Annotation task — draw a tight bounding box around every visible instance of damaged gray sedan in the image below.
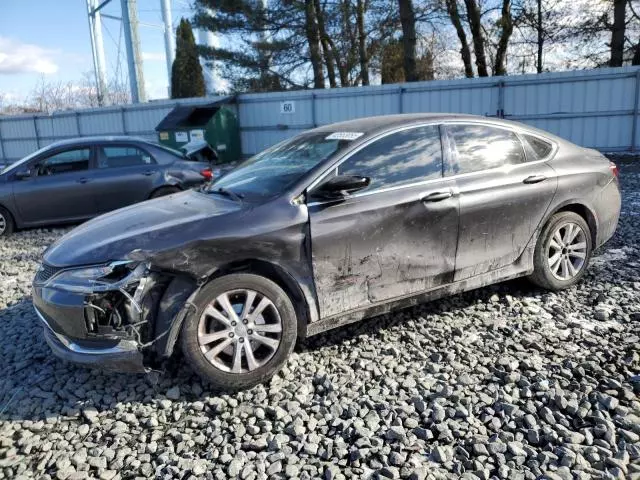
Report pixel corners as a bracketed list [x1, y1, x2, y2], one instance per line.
[32, 114, 621, 390]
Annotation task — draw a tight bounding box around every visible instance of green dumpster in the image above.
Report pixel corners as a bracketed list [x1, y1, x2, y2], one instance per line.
[155, 99, 241, 164]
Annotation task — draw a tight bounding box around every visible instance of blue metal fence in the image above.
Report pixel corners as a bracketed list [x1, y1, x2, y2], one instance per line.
[1, 66, 639, 166]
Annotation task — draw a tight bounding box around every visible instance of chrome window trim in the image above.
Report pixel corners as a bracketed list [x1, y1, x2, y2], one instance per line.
[306, 175, 450, 207]
[304, 119, 557, 206]
[442, 121, 550, 177]
[306, 121, 444, 194]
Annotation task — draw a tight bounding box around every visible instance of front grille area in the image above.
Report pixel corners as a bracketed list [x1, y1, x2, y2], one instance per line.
[35, 263, 62, 283]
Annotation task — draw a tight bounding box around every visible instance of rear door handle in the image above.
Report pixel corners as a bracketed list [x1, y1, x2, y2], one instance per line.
[523, 175, 547, 184]
[77, 177, 90, 184]
[421, 190, 453, 202]
[142, 170, 154, 176]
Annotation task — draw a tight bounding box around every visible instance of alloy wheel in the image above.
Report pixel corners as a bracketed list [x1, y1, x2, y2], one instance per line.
[197, 289, 283, 373]
[547, 222, 587, 281]
[0, 212, 6, 236]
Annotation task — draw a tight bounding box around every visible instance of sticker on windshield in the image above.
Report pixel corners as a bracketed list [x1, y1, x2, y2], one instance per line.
[325, 132, 364, 141]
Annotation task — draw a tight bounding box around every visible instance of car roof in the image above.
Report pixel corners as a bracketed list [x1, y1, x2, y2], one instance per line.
[44, 136, 156, 149]
[310, 113, 566, 143]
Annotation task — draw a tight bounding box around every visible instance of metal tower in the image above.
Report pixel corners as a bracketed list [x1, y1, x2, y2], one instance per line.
[86, 0, 108, 105]
[120, 0, 146, 103]
[161, 0, 176, 96]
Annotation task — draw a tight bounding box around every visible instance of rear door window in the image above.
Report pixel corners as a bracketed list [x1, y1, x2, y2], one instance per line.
[337, 125, 443, 192]
[98, 146, 155, 168]
[36, 148, 90, 176]
[445, 124, 525, 175]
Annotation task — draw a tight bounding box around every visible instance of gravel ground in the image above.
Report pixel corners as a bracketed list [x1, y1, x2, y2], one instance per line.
[1, 164, 639, 480]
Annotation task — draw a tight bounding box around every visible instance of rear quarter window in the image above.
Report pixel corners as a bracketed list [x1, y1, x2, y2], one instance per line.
[521, 134, 554, 161]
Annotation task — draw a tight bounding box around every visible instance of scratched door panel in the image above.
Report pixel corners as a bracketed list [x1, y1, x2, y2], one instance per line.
[308, 180, 459, 319]
[453, 162, 557, 280]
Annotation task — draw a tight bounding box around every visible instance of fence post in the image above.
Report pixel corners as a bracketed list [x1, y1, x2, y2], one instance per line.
[0, 118, 5, 164]
[398, 86, 404, 113]
[497, 80, 505, 118]
[632, 69, 640, 152]
[311, 93, 317, 127]
[75, 112, 82, 136]
[121, 107, 128, 134]
[33, 116, 40, 148]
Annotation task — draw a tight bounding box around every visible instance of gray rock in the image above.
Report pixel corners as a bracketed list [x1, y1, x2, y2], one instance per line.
[386, 426, 406, 442]
[432, 446, 453, 463]
[166, 386, 181, 400]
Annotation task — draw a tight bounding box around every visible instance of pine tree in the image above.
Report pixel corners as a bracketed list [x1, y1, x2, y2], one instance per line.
[171, 18, 206, 98]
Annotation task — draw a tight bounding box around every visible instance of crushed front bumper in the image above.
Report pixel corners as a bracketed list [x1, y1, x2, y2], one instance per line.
[35, 305, 146, 373]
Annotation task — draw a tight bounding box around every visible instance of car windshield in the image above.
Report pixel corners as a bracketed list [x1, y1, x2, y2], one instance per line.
[0, 145, 52, 174]
[204, 131, 358, 201]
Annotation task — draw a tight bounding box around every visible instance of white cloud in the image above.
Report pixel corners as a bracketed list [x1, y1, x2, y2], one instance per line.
[0, 37, 59, 75]
[142, 52, 166, 62]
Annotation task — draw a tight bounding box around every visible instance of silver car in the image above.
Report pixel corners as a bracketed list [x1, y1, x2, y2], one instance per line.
[0, 136, 214, 236]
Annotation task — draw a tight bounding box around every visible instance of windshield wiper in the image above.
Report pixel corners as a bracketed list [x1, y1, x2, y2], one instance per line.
[210, 186, 244, 203]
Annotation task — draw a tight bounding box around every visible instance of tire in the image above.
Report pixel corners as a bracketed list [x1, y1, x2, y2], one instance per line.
[0, 206, 15, 237]
[529, 211, 592, 291]
[150, 186, 181, 199]
[179, 273, 297, 391]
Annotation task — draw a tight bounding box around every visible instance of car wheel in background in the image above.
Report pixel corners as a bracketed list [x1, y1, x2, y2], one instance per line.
[179, 273, 297, 391]
[150, 186, 181, 199]
[529, 211, 592, 291]
[0, 206, 15, 237]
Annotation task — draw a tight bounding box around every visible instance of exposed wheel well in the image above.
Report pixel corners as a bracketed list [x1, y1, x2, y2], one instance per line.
[209, 260, 311, 339]
[553, 203, 597, 246]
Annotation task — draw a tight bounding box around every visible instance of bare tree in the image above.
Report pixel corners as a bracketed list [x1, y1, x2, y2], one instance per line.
[398, 0, 419, 81]
[314, 0, 338, 87]
[304, 0, 326, 88]
[463, 0, 490, 76]
[356, 0, 371, 85]
[610, 0, 627, 66]
[444, 0, 475, 77]
[494, 0, 514, 75]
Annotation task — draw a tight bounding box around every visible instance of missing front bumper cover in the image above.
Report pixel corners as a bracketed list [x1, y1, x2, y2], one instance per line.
[36, 307, 146, 373]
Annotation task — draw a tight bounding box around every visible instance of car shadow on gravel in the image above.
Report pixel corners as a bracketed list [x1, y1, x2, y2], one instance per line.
[0, 277, 543, 421]
[300, 276, 539, 352]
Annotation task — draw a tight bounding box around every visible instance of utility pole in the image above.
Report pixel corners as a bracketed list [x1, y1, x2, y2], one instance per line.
[86, 0, 108, 106]
[161, 0, 175, 96]
[121, 0, 146, 102]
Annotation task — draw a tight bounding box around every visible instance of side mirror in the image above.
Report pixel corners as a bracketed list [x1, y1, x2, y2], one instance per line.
[314, 175, 370, 199]
[15, 170, 31, 180]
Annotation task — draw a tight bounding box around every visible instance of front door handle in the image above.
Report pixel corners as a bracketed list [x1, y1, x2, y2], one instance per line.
[523, 175, 547, 184]
[142, 170, 154, 176]
[421, 191, 453, 202]
[77, 177, 90, 184]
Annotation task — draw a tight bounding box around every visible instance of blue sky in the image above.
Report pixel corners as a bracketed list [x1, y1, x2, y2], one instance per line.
[0, 0, 195, 102]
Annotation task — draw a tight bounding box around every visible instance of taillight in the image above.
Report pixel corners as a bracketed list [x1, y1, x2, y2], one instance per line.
[609, 161, 619, 178]
[200, 168, 213, 180]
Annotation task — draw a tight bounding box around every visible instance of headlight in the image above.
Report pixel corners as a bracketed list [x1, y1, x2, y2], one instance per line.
[44, 261, 147, 293]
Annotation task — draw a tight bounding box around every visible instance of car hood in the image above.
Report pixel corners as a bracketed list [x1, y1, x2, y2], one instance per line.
[44, 190, 244, 267]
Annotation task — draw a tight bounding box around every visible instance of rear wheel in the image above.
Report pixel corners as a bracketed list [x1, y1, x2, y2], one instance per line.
[150, 186, 180, 199]
[180, 274, 297, 391]
[529, 211, 592, 290]
[0, 206, 15, 237]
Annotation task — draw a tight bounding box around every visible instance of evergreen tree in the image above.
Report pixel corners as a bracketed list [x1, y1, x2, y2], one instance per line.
[171, 18, 206, 98]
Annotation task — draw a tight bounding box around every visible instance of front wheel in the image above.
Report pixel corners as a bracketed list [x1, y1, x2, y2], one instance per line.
[0, 206, 15, 237]
[179, 273, 297, 391]
[529, 211, 592, 290]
